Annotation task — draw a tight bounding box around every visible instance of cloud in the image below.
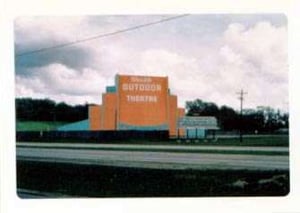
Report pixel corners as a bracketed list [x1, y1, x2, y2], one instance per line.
[14, 16, 88, 45]
[15, 63, 113, 105]
[222, 22, 287, 80]
[15, 45, 92, 76]
[14, 18, 96, 76]
[14, 15, 288, 111]
[208, 22, 288, 111]
[117, 21, 288, 110]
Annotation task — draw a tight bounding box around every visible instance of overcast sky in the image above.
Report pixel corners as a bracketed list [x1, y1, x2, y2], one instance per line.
[14, 14, 288, 111]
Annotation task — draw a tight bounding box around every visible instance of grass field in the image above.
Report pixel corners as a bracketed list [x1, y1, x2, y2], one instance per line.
[17, 161, 289, 197]
[16, 121, 288, 147]
[99, 135, 289, 147]
[16, 121, 68, 131]
[17, 135, 289, 148]
[173, 135, 289, 147]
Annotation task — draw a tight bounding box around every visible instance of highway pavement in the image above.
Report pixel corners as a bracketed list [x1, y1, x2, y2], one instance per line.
[17, 142, 289, 152]
[16, 143, 289, 171]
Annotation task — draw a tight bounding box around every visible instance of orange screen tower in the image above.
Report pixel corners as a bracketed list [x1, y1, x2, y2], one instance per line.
[88, 74, 185, 137]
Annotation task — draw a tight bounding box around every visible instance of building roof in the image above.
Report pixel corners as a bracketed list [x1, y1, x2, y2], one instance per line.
[178, 116, 219, 129]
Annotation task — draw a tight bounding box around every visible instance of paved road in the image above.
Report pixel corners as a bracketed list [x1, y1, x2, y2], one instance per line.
[17, 142, 289, 152]
[16, 144, 289, 171]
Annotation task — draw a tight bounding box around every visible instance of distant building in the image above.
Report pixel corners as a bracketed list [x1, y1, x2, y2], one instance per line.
[178, 116, 219, 138]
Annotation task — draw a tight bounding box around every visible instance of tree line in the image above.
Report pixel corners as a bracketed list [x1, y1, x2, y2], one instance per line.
[16, 98, 88, 122]
[186, 99, 289, 133]
[16, 98, 289, 133]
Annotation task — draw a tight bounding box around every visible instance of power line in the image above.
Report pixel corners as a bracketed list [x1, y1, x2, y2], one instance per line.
[16, 14, 190, 57]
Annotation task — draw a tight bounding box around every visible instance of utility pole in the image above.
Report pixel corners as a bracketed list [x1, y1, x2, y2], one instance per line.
[237, 89, 247, 142]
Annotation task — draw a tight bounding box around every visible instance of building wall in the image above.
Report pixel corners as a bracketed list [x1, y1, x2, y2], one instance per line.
[84, 74, 185, 137]
[89, 105, 102, 130]
[177, 108, 185, 137]
[117, 75, 169, 129]
[168, 95, 178, 137]
[102, 93, 117, 130]
[185, 128, 205, 138]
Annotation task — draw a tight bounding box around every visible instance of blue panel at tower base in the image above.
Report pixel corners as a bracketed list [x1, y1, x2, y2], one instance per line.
[118, 122, 169, 131]
[57, 119, 89, 131]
